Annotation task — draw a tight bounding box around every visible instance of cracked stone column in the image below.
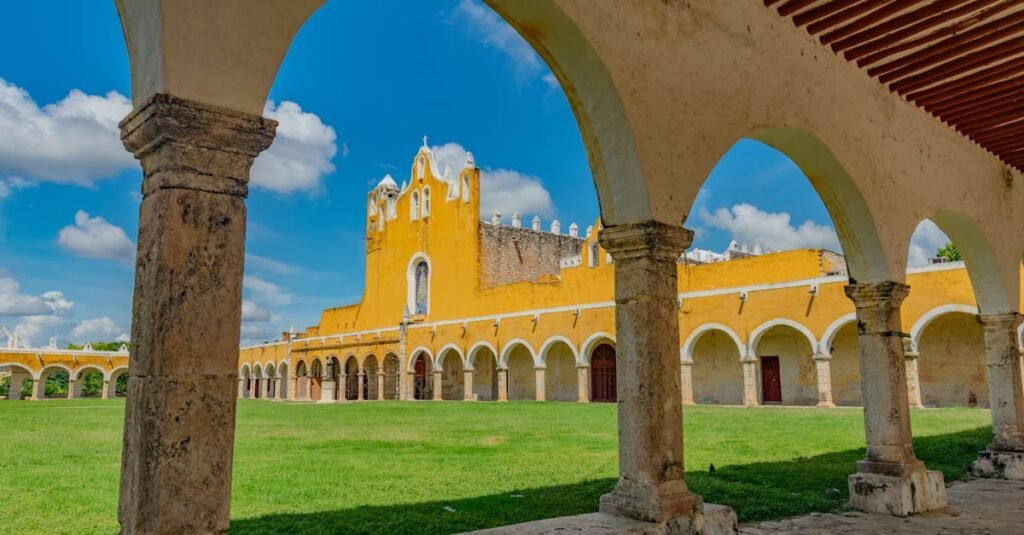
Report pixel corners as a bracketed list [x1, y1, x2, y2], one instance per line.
[433, 370, 443, 400]
[972, 313, 1024, 479]
[377, 372, 385, 401]
[101, 379, 111, 399]
[813, 354, 834, 407]
[357, 372, 365, 401]
[497, 368, 508, 402]
[237, 379, 245, 399]
[845, 282, 945, 516]
[596, 221, 714, 525]
[463, 369, 474, 400]
[117, 94, 276, 534]
[535, 366, 546, 401]
[680, 359, 695, 405]
[8, 372, 28, 400]
[577, 365, 590, 403]
[274, 378, 285, 401]
[67, 379, 77, 400]
[741, 359, 758, 406]
[902, 339, 924, 409]
[31, 378, 44, 400]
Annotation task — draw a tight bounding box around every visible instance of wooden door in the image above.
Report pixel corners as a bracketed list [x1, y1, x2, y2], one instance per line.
[761, 356, 782, 403]
[590, 344, 617, 403]
[414, 356, 430, 400]
[310, 376, 322, 401]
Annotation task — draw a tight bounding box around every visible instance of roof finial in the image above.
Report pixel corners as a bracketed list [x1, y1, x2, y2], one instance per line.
[422, 135, 429, 148]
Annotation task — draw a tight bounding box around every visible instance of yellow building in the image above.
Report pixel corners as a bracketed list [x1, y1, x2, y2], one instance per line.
[234, 144, 1003, 409]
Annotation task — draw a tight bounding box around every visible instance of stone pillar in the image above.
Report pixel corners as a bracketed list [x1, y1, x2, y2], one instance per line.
[274, 379, 285, 401]
[117, 94, 276, 534]
[680, 360, 695, 405]
[31, 378, 45, 400]
[377, 372, 385, 401]
[972, 313, 1024, 479]
[237, 379, 246, 399]
[813, 354, 834, 407]
[67, 379, 77, 400]
[357, 372, 365, 401]
[101, 380, 111, 399]
[534, 366, 546, 401]
[320, 378, 337, 403]
[463, 370, 474, 400]
[497, 368, 508, 402]
[845, 282, 945, 516]
[433, 371, 443, 401]
[741, 359, 758, 406]
[596, 221, 715, 526]
[576, 365, 590, 403]
[8, 372, 28, 400]
[903, 345, 924, 409]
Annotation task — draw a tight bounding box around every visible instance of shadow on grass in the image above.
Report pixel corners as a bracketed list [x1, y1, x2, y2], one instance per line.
[229, 426, 990, 534]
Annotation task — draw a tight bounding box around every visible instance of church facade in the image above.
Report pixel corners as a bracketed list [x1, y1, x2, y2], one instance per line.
[235, 144, 1003, 409]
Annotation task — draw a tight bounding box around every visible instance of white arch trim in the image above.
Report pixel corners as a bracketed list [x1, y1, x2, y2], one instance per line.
[908, 303, 979, 353]
[681, 323, 746, 362]
[38, 363, 74, 381]
[252, 363, 264, 379]
[747, 318, 818, 359]
[407, 346, 434, 373]
[108, 366, 129, 382]
[538, 335, 579, 365]
[499, 338, 540, 368]
[579, 332, 616, 366]
[466, 341, 498, 370]
[818, 312, 858, 356]
[275, 361, 289, 379]
[73, 365, 108, 381]
[0, 362, 35, 378]
[435, 343, 466, 369]
[239, 364, 251, 379]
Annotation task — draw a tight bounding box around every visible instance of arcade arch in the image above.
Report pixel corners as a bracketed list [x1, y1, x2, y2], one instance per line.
[501, 340, 537, 401]
[749, 321, 818, 406]
[540, 337, 578, 402]
[363, 354, 379, 400]
[437, 345, 465, 401]
[687, 326, 744, 405]
[409, 349, 433, 400]
[468, 342, 499, 401]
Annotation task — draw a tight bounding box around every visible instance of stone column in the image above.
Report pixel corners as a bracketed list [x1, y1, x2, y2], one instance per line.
[577, 365, 590, 403]
[972, 313, 1024, 479]
[845, 282, 945, 516]
[741, 359, 758, 406]
[102, 380, 111, 399]
[596, 221, 710, 525]
[497, 368, 508, 402]
[357, 372, 365, 401]
[534, 366, 546, 401]
[903, 343, 924, 408]
[377, 372, 385, 401]
[8, 372, 28, 400]
[67, 379, 77, 399]
[31, 378, 45, 400]
[463, 370, 474, 400]
[274, 379, 285, 401]
[433, 371, 443, 400]
[321, 377, 337, 403]
[680, 360, 695, 405]
[117, 94, 276, 534]
[813, 354, 834, 407]
[237, 379, 245, 399]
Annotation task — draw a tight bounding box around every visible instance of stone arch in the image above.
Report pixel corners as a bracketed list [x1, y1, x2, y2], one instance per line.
[2, 363, 36, 400]
[108, 367, 130, 399]
[540, 337, 578, 402]
[409, 348, 434, 400]
[818, 313, 858, 356]
[437, 345, 465, 401]
[252, 363, 264, 399]
[467, 341, 499, 369]
[265, 362, 277, 400]
[579, 332, 615, 366]
[343, 355, 359, 401]
[748, 319, 819, 405]
[38, 365, 73, 399]
[908, 304, 979, 354]
[468, 342, 499, 401]
[499, 339, 539, 368]
[681, 323, 746, 362]
[73, 365, 107, 398]
[748, 319, 818, 359]
[362, 354, 379, 400]
[434, 344, 466, 370]
[309, 358, 323, 401]
[929, 210, 1017, 314]
[913, 306, 986, 407]
[502, 339, 538, 400]
[276, 361, 289, 400]
[382, 353, 401, 400]
[294, 360, 308, 401]
[238, 363, 251, 380]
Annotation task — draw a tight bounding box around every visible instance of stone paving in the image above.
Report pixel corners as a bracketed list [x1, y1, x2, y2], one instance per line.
[740, 479, 1024, 534]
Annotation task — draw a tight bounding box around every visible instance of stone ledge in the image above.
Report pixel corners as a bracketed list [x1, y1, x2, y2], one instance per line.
[971, 449, 1024, 480]
[461, 505, 737, 534]
[848, 469, 946, 517]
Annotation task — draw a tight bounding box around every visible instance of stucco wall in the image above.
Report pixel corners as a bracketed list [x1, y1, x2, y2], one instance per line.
[506, 347, 535, 400]
[829, 323, 862, 406]
[918, 313, 987, 408]
[544, 344, 577, 401]
[691, 331, 743, 405]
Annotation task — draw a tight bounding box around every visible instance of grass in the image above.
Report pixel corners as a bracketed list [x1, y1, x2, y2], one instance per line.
[0, 400, 991, 534]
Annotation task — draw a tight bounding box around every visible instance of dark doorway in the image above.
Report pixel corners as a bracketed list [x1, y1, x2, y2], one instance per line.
[591, 343, 617, 403]
[413, 354, 432, 400]
[761, 356, 782, 403]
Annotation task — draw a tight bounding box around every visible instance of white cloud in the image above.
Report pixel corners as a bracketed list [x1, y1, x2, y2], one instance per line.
[241, 300, 271, 322]
[0, 277, 73, 316]
[0, 177, 30, 199]
[907, 219, 951, 268]
[116, 333, 131, 343]
[429, 142, 554, 218]
[13, 315, 64, 347]
[240, 323, 280, 345]
[0, 79, 135, 185]
[245, 253, 300, 276]
[57, 210, 135, 264]
[243, 276, 292, 306]
[699, 203, 841, 252]
[250, 100, 337, 194]
[70, 316, 126, 341]
[448, 0, 551, 84]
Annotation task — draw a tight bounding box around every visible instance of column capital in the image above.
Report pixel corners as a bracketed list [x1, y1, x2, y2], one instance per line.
[598, 221, 693, 262]
[812, 353, 831, 362]
[844, 281, 909, 309]
[978, 311, 1024, 331]
[120, 93, 277, 198]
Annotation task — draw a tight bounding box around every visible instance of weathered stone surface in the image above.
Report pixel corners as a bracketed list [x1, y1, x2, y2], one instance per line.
[463, 504, 737, 535]
[979, 313, 1024, 452]
[971, 449, 1024, 480]
[479, 225, 584, 288]
[847, 470, 945, 517]
[117, 93, 275, 534]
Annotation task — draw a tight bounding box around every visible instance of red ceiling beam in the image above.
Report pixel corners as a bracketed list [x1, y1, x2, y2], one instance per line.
[889, 37, 1024, 94]
[906, 55, 1024, 105]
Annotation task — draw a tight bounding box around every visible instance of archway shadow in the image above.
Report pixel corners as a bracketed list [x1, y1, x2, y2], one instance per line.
[228, 427, 990, 534]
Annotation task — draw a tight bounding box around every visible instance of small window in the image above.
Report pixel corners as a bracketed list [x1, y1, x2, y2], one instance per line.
[411, 191, 420, 220]
[422, 188, 431, 217]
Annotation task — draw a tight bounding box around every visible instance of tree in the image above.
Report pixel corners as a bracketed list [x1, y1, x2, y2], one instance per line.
[67, 341, 129, 352]
[936, 242, 962, 262]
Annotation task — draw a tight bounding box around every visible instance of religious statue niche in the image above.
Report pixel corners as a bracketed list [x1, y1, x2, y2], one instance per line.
[415, 261, 429, 314]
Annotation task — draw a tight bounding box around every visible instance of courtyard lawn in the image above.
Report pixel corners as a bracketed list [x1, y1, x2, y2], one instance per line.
[0, 401, 990, 534]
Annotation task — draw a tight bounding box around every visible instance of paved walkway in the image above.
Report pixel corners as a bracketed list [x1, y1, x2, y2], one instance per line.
[740, 479, 1024, 534]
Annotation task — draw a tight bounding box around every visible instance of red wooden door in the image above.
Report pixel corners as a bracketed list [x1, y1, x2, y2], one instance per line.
[761, 356, 782, 403]
[310, 377, 322, 401]
[414, 356, 430, 400]
[590, 344, 617, 403]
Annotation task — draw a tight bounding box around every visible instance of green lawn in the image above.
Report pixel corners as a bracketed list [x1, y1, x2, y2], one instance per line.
[0, 400, 991, 534]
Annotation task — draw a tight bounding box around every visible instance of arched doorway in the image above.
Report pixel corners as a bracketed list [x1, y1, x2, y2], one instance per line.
[690, 330, 743, 405]
[344, 356, 359, 401]
[363, 355, 379, 400]
[75, 367, 106, 398]
[412, 352, 432, 400]
[827, 321, 862, 406]
[470, 344, 499, 401]
[383, 354, 400, 400]
[504, 343, 536, 401]
[3, 364, 34, 400]
[265, 363, 277, 399]
[750, 324, 817, 406]
[310, 359, 323, 401]
[277, 361, 289, 400]
[918, 312, 986, 407]
[590, 343, 616, 403]
[438, 348, 465, 400]
[252, 364, 263, 399]
[542, 340, 578, 402]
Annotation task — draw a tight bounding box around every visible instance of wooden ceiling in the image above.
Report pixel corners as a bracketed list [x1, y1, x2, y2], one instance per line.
[766, 0, 1024, 171]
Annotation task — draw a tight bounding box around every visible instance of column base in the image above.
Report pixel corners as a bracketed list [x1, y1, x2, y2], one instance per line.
[848, 469, 946, 516]
[816, 401, 835, 408]
[599, 478, 703, 524]
[971, 449, 1024, 480]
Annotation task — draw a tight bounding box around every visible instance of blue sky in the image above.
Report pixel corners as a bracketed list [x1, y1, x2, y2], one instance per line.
[0, 1, 947, 347]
